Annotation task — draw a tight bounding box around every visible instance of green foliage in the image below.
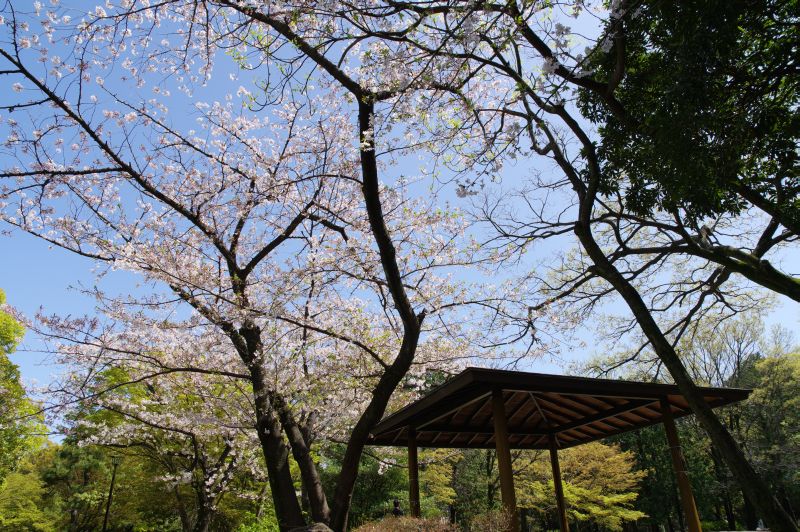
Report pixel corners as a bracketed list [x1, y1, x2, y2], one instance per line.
[581, 0, 799, 226]
[0, 454, 56, 532]
[40, 442, 111, 531]
[320, 445, 407, 528]
[419, 449, 460, 516]
[0, 290, 24, 355]
[608, 426, 679, 527]
[561, 483, 644, 530]
[3, 439, 271, 532]
[235, 514, 281, 532]
[516, 443, 646, 531]
[0, 289, 43, 481]
[449, 450, 498, 525]
[742, 353, 800, 509]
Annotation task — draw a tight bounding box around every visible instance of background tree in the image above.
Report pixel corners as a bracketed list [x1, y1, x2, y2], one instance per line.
[0, 448, 57, 532]
[740, 353, 800, 524]
[0, 288, 43, 481]
[588, 312, 800, 529]
[512, 443, 646, 531]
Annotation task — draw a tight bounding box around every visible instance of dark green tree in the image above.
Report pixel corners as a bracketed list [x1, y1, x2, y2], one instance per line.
[582, 0, 798, 229]
[580, 0, 799, 301]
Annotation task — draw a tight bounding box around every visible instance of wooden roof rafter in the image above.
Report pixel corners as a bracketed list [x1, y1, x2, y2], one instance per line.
[368, 368, 751, 450]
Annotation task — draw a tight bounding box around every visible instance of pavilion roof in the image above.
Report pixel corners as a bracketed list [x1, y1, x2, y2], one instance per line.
[368, 367, 750, 450]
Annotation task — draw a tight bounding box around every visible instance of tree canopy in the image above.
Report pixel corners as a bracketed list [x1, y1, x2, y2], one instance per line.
[0, 0, 797, 530]
[581, 0, 799, 230]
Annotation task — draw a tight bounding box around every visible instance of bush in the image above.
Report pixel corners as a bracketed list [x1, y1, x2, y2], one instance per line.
[235, 515, 280, 532]
[353, 516, 459, 532]
[468, 509, 512, 532]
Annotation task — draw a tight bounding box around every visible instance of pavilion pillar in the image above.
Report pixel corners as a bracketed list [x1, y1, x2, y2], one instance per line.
[407, 426, 421, 518]
[660, 398, 702, 532]
[492, 389, 520, 532]
[548, 435, 570, 532]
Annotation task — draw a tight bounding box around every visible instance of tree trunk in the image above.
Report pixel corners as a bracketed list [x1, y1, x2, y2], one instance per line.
[486, 450, 496, 509]
[192, 505, 212, 532]
[327, 102, 425, 532]
[711, 447, 737, 530]
[673, 491, 685, 532]
[173, 485, 191, 532]
[573, 221, 798, 532]
[250, 363, 306, 531]
[273, 393, 331, 524]
[724, 498, 736, 531]
[256, 483, 269, 520]
[743, 493, 759, 530]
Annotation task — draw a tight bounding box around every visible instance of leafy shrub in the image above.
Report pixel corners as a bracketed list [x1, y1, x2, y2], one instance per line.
[468, 509, 512, 532]
[353, 515, 459, 532]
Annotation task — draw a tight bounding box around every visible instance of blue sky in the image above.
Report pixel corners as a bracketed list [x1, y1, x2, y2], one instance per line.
[1, 229, 138, 385]
[1, 0, 797, 396]
[4, 214, 797, 390]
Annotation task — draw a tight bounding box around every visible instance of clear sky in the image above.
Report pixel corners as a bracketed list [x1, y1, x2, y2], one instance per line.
[1, 229, 140, 386]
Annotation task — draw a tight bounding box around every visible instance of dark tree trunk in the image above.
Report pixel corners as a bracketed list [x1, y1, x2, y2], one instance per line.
[486, 450, 496, 508]
[673, 491, 685, 532]
[576, 222, 797, 531]
[173, 486, 191, 532]
[781, 487, 797, 522]
[724, 499, 736, 531]
[192, 504, 212, 532]
[256, 483, 269, 519]
[743, 493, 759, 530]
[229, 321, 305, 532]
[327, 102, 425, 532]
[250, 363, 305, 531]
[273, 393, 331, 524]
[711, 447, 737, 530]
[191, 481, 214, 532]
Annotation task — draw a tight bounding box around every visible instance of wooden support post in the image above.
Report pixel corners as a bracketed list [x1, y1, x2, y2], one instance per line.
[549, 435, 570, 532]
[408, 426, 420, 518]
[492, 389, 520, 532]
[661, 398, 702, 532]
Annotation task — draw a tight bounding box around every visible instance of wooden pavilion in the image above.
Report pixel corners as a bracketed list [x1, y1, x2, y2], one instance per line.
[368, 368, 751, 532]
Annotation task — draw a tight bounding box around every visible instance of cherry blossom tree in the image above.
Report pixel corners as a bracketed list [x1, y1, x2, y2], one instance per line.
[50, 336, 263, 532]
[0, 2, 526, 530]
